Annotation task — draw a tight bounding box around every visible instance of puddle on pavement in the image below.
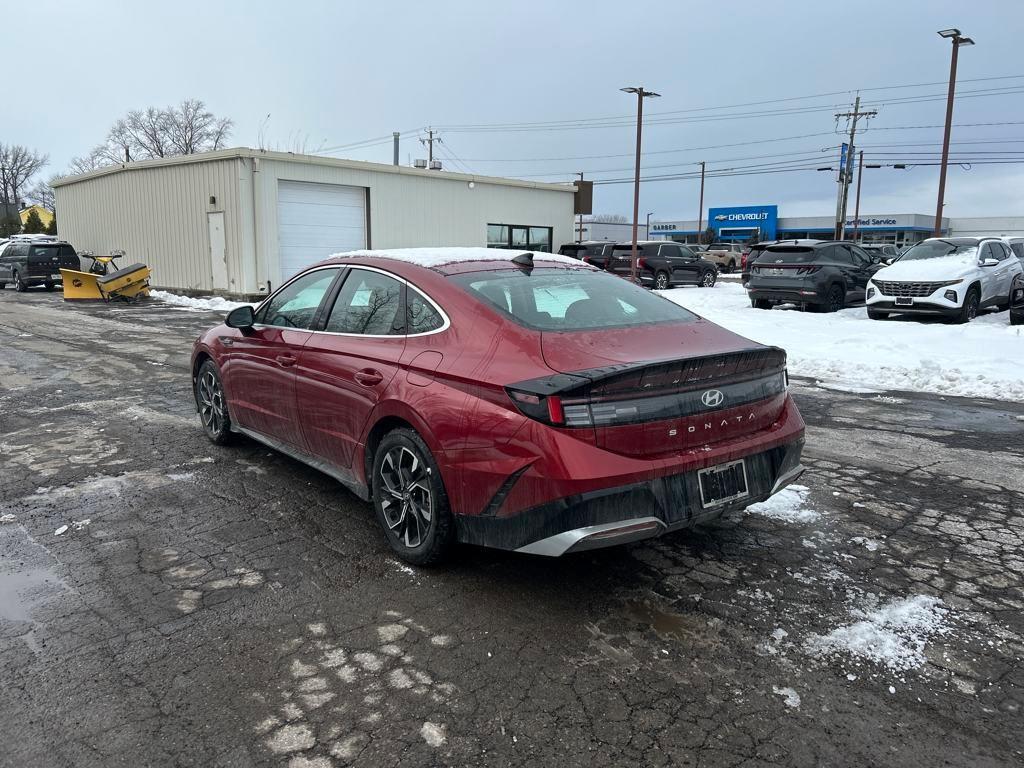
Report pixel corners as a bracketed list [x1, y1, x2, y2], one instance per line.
[0, 566, 66, 623]
[624, 600, 705, 641]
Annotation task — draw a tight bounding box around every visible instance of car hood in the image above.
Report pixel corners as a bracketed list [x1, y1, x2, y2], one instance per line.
[540, 318, 762, 373]
[873, 253, 980, 282]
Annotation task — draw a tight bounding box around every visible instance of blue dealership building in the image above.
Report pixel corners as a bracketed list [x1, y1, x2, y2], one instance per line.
[649, 204, 957, 247]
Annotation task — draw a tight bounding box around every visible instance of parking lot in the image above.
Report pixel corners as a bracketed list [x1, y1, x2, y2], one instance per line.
[1, 288, 1022, 767]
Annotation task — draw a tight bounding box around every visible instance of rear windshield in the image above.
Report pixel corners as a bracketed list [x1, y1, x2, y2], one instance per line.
[450, 268, 697, 331]
[900, 240, 978, 262]
[29, 245, 75, 259]
[759, 247, 817, 263]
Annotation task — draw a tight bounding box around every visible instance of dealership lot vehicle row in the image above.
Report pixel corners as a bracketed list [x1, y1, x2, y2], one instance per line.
[2, 291, 1022, 767]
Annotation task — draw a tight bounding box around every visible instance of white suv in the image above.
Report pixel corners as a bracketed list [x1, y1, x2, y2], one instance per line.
[866, 237, 1022, 323]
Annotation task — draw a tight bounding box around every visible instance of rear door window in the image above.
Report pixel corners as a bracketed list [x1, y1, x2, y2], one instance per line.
[324, 269, 405, 335]
[406, 287, 446, 334]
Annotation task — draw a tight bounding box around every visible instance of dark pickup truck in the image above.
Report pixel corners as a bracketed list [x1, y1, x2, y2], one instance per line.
[0, 238, 81, 292]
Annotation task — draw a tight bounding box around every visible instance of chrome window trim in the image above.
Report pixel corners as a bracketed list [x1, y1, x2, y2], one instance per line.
[313, 264, 451, 339]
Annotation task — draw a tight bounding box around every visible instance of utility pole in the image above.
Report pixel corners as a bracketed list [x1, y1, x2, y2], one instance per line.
[852, 150, 864, 242]
[393, 132, 400, 166]
[697, 160, 706, 243]
[833, 96, 876, 240]
[420, 129, 440, 163]
[577, 172, 585, 243]
[935, 29, 974, 236]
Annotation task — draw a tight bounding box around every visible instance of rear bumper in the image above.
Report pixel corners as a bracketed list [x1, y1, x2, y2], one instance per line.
[454, 434, 806, 556]
[747, 285, 823, 304]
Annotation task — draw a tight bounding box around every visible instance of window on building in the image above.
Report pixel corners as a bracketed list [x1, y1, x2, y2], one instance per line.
[486, 223, 553, 252]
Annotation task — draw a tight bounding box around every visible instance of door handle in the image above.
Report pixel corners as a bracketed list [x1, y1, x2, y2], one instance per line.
[276, 354, 298, 367]
[354, 369, 384, 386]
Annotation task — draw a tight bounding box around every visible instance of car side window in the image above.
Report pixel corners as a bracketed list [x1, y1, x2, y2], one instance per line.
[980, 243, 994, 261]
[324, 269, 404, 335]
[831, 245, 853, 264]
[679, 246, 697, 260]
[996, 243, 1011, 261]
[1011, 243, 1024, 260]
[407, 287, 445, 334]
[849, 245, 872, 265]
[257, 269, 338, 329]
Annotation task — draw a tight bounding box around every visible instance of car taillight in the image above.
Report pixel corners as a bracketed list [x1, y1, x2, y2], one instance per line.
[581, 255, 591, 263]
[741, 253, 748, 269]
[507, 389, 565, 425]
[796, 266, 821, 275]
[637, 257, 646, 269]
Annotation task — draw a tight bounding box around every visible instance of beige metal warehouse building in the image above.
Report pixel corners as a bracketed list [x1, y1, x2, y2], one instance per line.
[52, 148, 577, 298]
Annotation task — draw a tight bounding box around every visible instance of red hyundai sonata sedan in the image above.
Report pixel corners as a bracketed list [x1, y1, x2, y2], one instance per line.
[191, 248, 805, 564]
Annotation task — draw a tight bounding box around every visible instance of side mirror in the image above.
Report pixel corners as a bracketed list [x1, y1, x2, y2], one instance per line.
[980, 258, 999, 267]
[226, 305, 255, 332]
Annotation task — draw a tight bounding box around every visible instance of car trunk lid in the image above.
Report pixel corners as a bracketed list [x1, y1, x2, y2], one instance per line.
[511, 322, 789, 458]
[28, 244, 79, 277]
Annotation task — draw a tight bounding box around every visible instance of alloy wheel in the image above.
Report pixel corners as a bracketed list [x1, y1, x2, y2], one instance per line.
[701, 271, 715, 287]
[198, 369, 226, 436]
[655, 272, 669, 290]
[379, 446, 433, 549]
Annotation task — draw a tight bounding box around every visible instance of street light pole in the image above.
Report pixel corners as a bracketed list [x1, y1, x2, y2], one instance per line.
[697, 160, 706, 244]
[853, 150, 864, 242]
[645, 211, 653, 239]
[621, 86, 660, 281]
[935, 28, 974, 237]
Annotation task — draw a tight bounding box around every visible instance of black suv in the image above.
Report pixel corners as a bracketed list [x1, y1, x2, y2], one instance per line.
[0, 237, 81, 292]
[607, 241, 718, 289]
[859, 243, 900, 262]
[557, 241, 616, 269]
[746, 240, 882, 312]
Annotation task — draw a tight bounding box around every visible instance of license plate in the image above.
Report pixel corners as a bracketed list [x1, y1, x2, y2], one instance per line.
[764, 268, 787, 276]
[895, 296, 913, 306]
[698, 459, 749, 507]
[50, 273, 61, 280]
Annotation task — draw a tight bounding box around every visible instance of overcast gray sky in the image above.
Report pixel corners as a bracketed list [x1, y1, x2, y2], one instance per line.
[8, 0, 1024, 220]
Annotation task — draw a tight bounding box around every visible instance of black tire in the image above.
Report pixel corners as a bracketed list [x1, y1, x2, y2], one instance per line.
[867, 309, 889, 320]
[13, 271, 27, 292]
[727, 259, 736, 273]
[699, 270, 717, 288]
[751, 298, 772, 310]
[654, 271, 670, 290]
[195, 360, 234, 445]
[823, 284, 845, 313]
[371, 428, 454, 566]
[955, 287, 980, 324]
[0, 281, 6, 289]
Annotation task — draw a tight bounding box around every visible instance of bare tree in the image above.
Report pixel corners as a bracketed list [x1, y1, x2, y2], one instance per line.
[27, 178, 56, 212]
[590, 213, 629, 224]
[63, 100, 233, 176]
[0, 143, 49, 207]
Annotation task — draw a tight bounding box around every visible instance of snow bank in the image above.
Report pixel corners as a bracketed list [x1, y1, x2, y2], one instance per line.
[806, 595, 949, 671]
[659, 282, 1024, 401]
[746, 484, 818, 524]
[151, 290, 253, 312]
[330, 247, 582, 268]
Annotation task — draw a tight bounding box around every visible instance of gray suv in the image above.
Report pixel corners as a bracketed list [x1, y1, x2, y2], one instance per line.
[746, 241, 883, 312]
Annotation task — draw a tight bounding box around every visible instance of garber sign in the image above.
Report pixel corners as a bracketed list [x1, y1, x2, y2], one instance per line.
[708, 205, 778, 240]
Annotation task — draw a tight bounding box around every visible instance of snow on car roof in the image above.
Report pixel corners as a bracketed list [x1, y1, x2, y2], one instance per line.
[328, 247, 582, 269]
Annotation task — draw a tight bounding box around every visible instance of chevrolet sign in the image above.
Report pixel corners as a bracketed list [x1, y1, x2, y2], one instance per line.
[707, 205, 778, 240]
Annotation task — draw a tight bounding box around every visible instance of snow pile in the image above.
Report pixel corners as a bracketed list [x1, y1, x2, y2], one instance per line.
[659, 282, 1024, 401]
[806, 595, 949, 671]
[331, 247, 582, 268]
[746, 484, 818, 524]
[0, 514, 15, 524]
[152, 290, 253, 312]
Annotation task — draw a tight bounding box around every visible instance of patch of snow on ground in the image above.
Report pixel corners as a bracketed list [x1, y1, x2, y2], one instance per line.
[658, 282, 1024, 401]
[772, 686, 801, 708]
[0, 514, 15, 524]
[746, 485, 818, 524]
[852, 536, 881, 552]
[151, 290, 253, 312]
[420, 721, 447, 747]
[806, 594, 950, 671]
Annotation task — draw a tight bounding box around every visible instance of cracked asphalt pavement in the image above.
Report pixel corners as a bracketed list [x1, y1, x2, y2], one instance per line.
[1, 289, 1022, 767]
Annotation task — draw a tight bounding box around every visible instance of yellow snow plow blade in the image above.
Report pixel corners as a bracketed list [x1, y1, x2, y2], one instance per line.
[60, 263, 151, 303]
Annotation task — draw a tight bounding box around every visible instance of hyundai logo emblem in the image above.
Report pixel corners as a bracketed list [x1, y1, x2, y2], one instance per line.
[701, 389, 724, 407]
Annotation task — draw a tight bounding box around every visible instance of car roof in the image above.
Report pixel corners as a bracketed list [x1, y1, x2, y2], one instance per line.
[317, 247, 594, 277]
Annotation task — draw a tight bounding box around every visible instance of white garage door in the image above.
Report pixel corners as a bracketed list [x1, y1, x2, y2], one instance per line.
[277, 180, 367, 283]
